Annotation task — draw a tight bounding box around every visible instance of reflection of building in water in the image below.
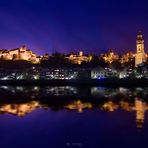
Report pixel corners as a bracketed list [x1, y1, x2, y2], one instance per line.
[102, 101, 119, 112]
[0, 101, 40, 117]
[0, 95, 147, 129]
[134, 98, 145, 128]
[101, 98, 147, 128]
[65, 100, 92, 112]
[44, 86, 78, 96]
[91, 87, 106, 96]
[120, 101, 132, 112]
[91, 87, 117, 98]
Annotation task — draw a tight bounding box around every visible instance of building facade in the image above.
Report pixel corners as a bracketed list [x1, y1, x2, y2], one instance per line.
[0, 46, 40, 63]
[135, 31, 146, 67]
[66, 51, 92, 64]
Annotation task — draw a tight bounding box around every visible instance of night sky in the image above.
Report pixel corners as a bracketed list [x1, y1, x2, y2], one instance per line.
[0, 0, 148, 55]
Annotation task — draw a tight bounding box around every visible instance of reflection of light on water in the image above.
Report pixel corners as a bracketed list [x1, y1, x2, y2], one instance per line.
[16, 86, 24, 91]
[0, 97, 148, 129]
[0, 101, 41, 117]
[91, 87, 105, 96]
[134, 98, 145, 129]
[0, 86, 147, 129]
[102, 101, 119, 112]
[0, 86, 40, 94]
[119, 87, 129, 95]
[102, 98, 147, 129]
[91, 87, 119, 98]
[33, 86, 39, 91]
[0, 86, 9, 90]
[135, 88, 144, 91]
[65, 100, 92, 113]
[44, 86, 78, 96]
[91, 87, 148, 99]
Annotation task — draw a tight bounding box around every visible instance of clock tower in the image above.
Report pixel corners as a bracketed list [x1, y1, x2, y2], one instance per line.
[135, 31, 145, 67]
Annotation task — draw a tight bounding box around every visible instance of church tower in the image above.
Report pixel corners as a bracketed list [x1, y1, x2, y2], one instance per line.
[135, 31, 145, 67]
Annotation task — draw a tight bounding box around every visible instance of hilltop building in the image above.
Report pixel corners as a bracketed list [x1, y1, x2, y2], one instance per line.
[0, 46, 40, 63]
[101, 49, 119, 63]
[66, 51, 92, 64]
[121, 51, 134, 63]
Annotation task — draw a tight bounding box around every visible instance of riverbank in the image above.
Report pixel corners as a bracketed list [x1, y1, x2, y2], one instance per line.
[0, 78, 147, 86]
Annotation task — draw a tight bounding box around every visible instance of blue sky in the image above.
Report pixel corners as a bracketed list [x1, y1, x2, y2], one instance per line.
[0, 0, 148, 55]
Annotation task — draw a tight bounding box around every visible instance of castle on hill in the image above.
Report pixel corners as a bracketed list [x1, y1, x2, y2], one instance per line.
[0, 31, 146, 67]
[0, 45, 40, 63]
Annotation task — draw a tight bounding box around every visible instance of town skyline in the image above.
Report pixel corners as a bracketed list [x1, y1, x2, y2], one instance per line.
[0, 0, 148, 55]
[0, 1, 148, 148]
[0, 31, 147, 56]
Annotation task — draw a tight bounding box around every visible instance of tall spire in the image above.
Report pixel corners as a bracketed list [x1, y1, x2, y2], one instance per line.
[138, 30, 142, 36]
[135, 31, 145, 67]
[137, 31, 144, 44]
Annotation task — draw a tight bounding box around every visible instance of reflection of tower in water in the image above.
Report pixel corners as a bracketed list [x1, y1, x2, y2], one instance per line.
[135, 98, 145, 128]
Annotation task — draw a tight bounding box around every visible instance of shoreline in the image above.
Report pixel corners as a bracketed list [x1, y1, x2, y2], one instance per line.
[0, 78, 147, 86]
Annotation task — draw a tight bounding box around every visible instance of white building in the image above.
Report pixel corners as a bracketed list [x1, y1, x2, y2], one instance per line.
[91, 66, 117, 79]
[135, 31, 146, 67]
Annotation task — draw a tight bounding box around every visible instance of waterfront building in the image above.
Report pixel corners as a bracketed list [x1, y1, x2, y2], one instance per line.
[91, 66, 117, 79]
[39, 68, 78, 80]
[133, 65, 148, 79]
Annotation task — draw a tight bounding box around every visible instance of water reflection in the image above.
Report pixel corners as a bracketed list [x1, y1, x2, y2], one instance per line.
[0, 101, 40, 117]
[65, 100, 92, 113]
[0, 86, 147, 129]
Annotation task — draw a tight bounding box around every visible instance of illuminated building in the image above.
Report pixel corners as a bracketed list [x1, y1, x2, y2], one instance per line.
[40, 68, 78, 80]
[118, 68, 128, 79]
[66, 51, 92, 64]
[16, 67, 40, 80]
[135, 31, 146, 67]
[101, 49, 119, 63]
[0, 45, 40, 63]
[120, 101, 132, 111]
[91, 67, 106, 79]
[121, 51, 134, 63]
[0, 67, 79, 80]
[91, 66, 117, 79]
